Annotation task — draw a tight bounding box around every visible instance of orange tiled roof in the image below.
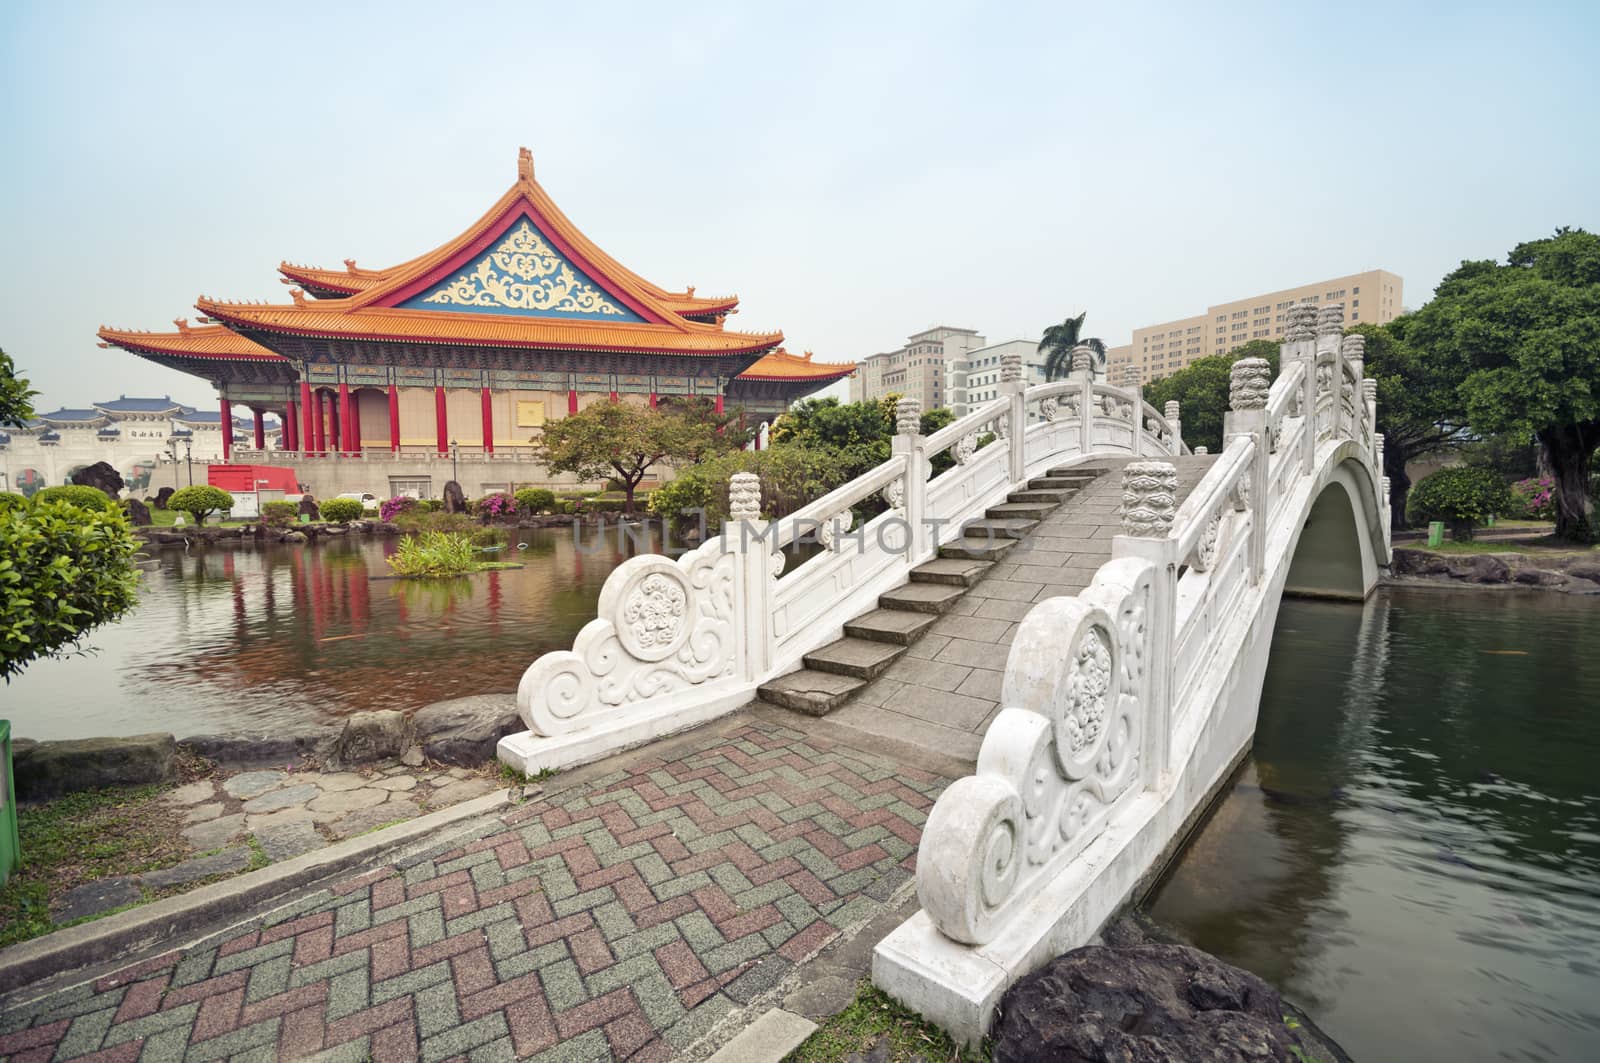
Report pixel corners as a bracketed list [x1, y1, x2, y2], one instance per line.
[97, 322, 288, 361]
[737, 348, 856, 381]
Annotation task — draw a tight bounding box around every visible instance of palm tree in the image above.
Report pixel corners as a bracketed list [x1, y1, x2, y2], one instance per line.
[1039, 312, 1108, 382]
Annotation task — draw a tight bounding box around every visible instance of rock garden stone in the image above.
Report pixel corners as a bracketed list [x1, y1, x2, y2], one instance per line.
[222, 770, 289, 800]
[241, 782, 320, 814]
[297, 495, 319, 519]
[244, 807, 315, 832]
[54, 877, 144, 924]
[310, 772, 370, 792]
[183, 813, 246, 850]
[165, 780, 218, 806]
[426, 777, 499, 807]
[329, 802, 418, 840]
[372, 775, 417, 792]
[70, 461, 124, 497]
[412, 694, 521, 765]
[183, 802, 224, 824]
[183, 731, 333, 768]
[442, 480, 466, 513]
[400, 745, 425, 767]
[254, 821, 323, 862]
[155, 485, 175, 509]
[335, 710, 411, 763]
[307, 788, 388, 815]
[123, 497, 152, 526]
[12, 733, 177, 801]
[140, 848, 251, 890]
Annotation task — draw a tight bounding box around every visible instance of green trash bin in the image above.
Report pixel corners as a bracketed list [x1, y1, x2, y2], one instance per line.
[0, 721, 18, 887]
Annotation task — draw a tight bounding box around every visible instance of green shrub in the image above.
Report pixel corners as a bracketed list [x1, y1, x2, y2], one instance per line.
[34, 485, 117, 511]
[394, 509, 475, 535]
[386, 531, 477, 577]
[647, 444, 845, 533]
[1406, 466, 1513, 541]
[0, 491, 26, 512]
[261, 501, 298, 529]
[168, 485, 235, 526]
[555, 500, 575, 516]
[319, 498, 365, 523]
[515, 487, 556, 514]
[469, 526, 507, 547]
[0, 499, 140, 680]
[416, 498, 444, 513]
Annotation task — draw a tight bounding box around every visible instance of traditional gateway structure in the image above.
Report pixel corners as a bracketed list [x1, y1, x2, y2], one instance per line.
[98, 149, 854, 497]
[499, 305, 1390, 1046]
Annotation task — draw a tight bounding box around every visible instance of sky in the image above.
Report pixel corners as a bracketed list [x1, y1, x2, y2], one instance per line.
[2, 0, 1596, 412]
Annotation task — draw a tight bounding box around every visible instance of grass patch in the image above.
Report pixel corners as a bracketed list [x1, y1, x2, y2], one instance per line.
[784, 982, 988, 1063]
[145, 507, 251, 528]
[1416, 537, 1600, 556]
[0, 784, 188, 949]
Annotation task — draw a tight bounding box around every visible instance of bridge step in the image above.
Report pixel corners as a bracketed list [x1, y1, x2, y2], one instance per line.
[844, 609, 940, 646]
[1027, 475, 1092, 490]
[757, 669, 866, 716]
[938, 538, 1019, 561]
[909, 557, 992, 586]
[963, 517, 1039, 540]
[1046, 467, 1102, 480]
[879, 581, 966, 614]
[802, 637, 906, 680]
[1008, 488, 1076, 504]
[986, 501, 1055, 521]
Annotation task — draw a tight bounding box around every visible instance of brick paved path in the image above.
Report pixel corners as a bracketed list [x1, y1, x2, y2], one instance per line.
[0, 718, 945, 1063]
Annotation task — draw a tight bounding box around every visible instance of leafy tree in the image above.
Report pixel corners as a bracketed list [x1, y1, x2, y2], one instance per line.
[1038, 312, 1108, 381]
[1141, 340, 1280, 453]
[1, 348, 37, 428]
[769, 396, 955, 481]
[1, 496, 140, 680]
[1406, 466, 1512, 541]
[1404, 228, 1600, 541]
[534, 402, 723, 514]
[168, 485, 235, 525]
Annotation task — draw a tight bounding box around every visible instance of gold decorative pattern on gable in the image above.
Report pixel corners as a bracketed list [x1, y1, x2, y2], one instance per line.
[419, 221, 631, 317]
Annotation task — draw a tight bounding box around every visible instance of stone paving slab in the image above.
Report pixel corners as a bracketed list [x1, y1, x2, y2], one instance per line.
[0, 718, 947, 1063]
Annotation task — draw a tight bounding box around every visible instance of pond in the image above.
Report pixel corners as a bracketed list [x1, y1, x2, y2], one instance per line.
[1145, 587, 1600, 1062]
[2, 525, 675, 741]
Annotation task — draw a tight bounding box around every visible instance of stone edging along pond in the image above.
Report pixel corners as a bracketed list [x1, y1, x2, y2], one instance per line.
[1386, 547, 1600, 594]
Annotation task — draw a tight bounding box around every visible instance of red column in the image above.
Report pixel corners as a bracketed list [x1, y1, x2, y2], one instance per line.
[567, 389, 578, 415]
[313, 392, 327, 454]
[219, 398, 232, 461]
[714, 394, 724, 415]
[338, 382, 352, 454]
[609, 390, 619, 404]
[350, 394, 363, 453]
[284, 400, 298, 450]
[435, 386, 448, 453]
[481, 387, 494, 454]
[387, 385, 401, 452]
[648, 392, 658, 409]
[253, 409, 265, 450]
[299, 381, 314, 453]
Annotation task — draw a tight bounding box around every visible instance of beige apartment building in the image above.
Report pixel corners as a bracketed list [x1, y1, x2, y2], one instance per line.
[1108, 270, 1404, 385]
[850, 326, 986, 410]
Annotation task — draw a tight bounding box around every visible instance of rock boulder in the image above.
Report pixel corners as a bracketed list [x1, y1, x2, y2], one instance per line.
[122, 497, 153, 526]
[442, 480, 467, 514]
[992, 934, 1329, 1063]
[180, 730, 335, 769]
[412, 694, 521, 765]
[12, 733, 178, 801]
[155, 486, 175, 510]
[335, 710, 411, 763]
[70, 461, 125, 498]
[297, 495, 319, 520]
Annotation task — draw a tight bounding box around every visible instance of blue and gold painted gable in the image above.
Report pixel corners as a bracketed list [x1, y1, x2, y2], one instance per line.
[399, 217, 643, 321]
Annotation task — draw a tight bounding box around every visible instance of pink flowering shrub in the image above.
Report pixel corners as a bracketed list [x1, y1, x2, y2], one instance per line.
[380, 496, 417, 522]
[1509, 477, 1556, 521]
[474, 492, 517, 520]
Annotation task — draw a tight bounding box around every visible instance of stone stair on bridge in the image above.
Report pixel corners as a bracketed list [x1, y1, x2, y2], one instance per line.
[759, 455, 1217, 762]
[756, 463, 1109, 717]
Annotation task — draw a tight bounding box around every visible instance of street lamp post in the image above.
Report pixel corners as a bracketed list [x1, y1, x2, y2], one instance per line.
[450, 439, 459, 484]
[166, 436, 194, 489]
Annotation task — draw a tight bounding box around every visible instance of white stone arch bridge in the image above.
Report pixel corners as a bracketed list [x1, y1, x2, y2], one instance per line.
[496, 304, 1390, 1045]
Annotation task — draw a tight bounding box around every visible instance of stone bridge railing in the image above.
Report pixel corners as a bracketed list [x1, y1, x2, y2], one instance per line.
[498, 347, 1187, 772]
[878, 303, 1390, 1043]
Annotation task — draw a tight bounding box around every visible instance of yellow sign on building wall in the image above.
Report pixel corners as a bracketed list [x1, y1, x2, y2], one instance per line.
[516, 400, 546, 427]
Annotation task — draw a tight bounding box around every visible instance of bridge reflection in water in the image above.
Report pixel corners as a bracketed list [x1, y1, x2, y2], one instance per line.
[1147, 587, 1600, 1063]
[3, 527, 661, 741]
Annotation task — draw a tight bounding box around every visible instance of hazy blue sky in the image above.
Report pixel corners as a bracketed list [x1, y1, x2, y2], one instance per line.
[3, 1, 1596, 411]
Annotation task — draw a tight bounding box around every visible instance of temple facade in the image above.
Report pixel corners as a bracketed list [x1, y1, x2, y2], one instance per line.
[99, 148, 853, 497]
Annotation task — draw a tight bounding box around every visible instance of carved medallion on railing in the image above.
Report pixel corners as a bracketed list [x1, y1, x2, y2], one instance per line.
[1144, 416, 1166, 441]
[954, 433, 978, 465]
[1189, 510, 1222, 572]
[993, 417, 1009, 441]
[883, 476, 905, 511]
[817, 510, 856, 551]
[915, 559, 1153, 944]
[1230, 477, 1251, 513]
[1040, 398, 1059, 422]
[1101, 394, 1134, 421]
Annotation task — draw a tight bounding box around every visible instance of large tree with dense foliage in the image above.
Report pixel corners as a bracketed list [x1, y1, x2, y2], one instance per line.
[769, 396, 952, 481]
[1404, 228, 1600, 541]
[1038, 312, 1108, 381]
[1, 348, 37, 427]
[1141, 340, 1280, 453]
[534, 402, 726, 514]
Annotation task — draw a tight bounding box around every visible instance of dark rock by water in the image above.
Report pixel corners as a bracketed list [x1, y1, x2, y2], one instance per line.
[992, 917, 1339, 1063]
[154, 486, 174, 509]
[12, 733, 177, 801]
[335, 710, 411, 763]
[70, 461, 125, 497]
[180, 729, 335, 768]
[297, 495, 320, 519]
[442, 480, 467, 514]
[122, 497, 152, 526]
[412, 694, 521, 765]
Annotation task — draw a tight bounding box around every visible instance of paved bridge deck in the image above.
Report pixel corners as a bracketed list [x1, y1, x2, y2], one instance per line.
[783, 456, 1216, 763]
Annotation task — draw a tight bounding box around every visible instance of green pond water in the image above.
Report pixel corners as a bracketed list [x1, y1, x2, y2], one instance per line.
[1146, 586, 1600, 1062]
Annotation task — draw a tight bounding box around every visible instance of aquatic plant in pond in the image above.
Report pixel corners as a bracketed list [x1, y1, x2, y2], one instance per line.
[386, 531, 478, 577]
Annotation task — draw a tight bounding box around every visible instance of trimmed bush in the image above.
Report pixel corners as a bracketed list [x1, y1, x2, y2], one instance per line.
[515, 487, 556, 515]
[0, 491, 26, 512]
[168, 485, 235, 526]
[1, 498, 139, 680]
[417, 498, 444, 513]
[261, 501, 299, 528]
[1406, 466, 1513, 541]
[34, 485, 117, 511]
[319, 498, 365, 523]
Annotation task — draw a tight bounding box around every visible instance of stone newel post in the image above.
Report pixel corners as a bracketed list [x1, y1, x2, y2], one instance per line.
[1227, 355, 1272, 583]
[894, 397, 931, 561]
[1113, 460, 1180, 781]
[1164, 400, 1183, 455]
[728, 472, 773, 679]
[1283, 305, 1318, 473]
[1001, 350, 1027, 483]
[1071, 345, 1096, 455]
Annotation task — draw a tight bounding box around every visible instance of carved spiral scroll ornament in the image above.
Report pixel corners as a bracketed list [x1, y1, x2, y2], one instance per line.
[1190, 510, 1222, 572]
[817, 510, 855, 551]
[883, 476, 905, 511]
[954, 433, 978, 465]
[1040, 398, 1059, 422]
